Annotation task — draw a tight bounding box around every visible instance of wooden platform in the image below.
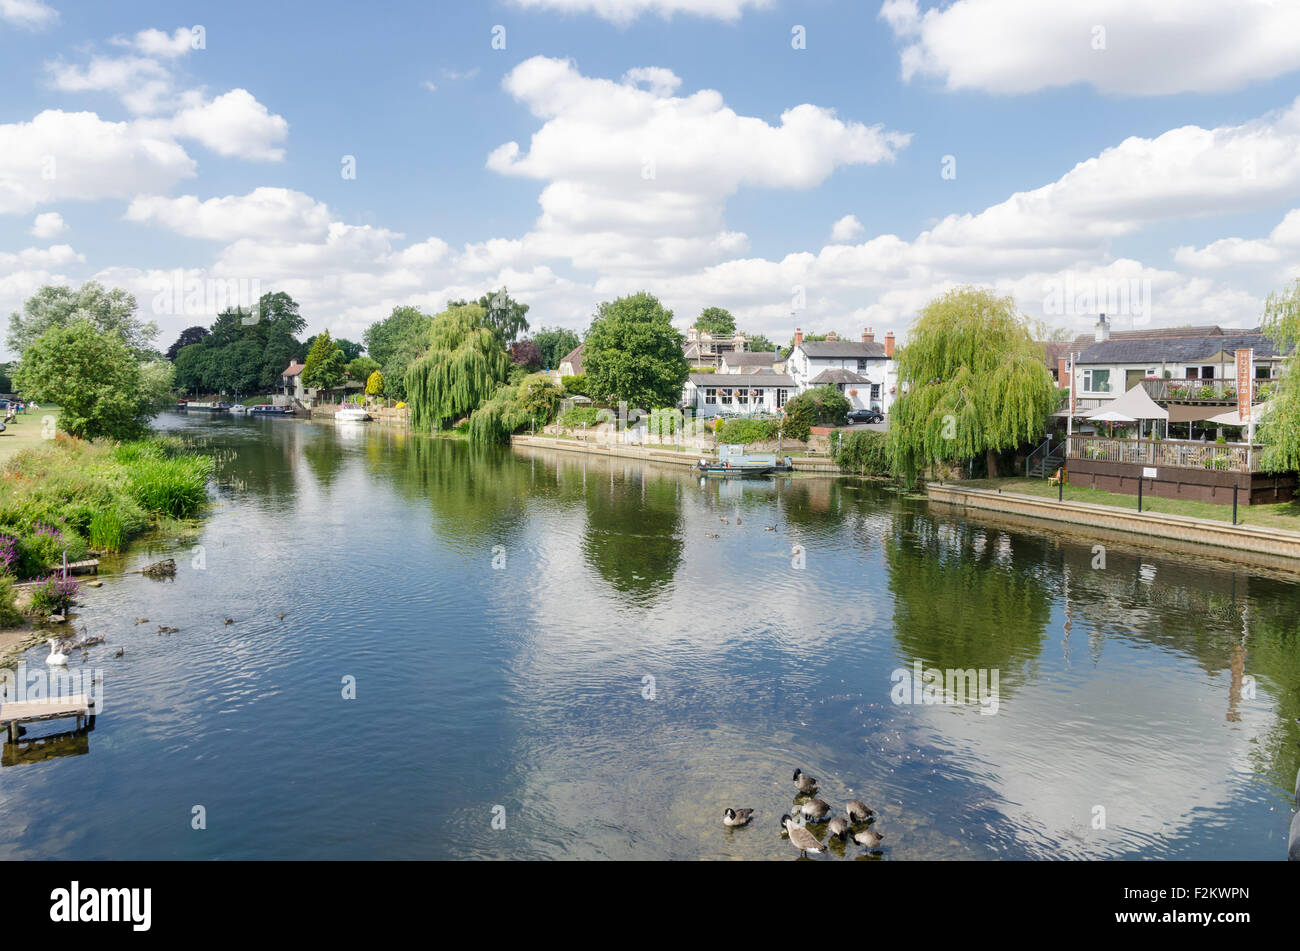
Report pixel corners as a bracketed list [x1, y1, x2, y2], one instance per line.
[0, 694, 93, 741]
[44, 558, 99, 575]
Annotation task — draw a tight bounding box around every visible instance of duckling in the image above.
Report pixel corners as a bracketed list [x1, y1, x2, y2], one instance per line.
[224, 618, 234, 625]
[800, 797, 831, 821]
[706, 532, 720, 539]
[134, 618, 149, 625]
[781, 815, 826, 857]
[845, 800, 873, 822]
[722, 807, 754, 827]
[826, 816, 850, 839]
[854, 826, 884, 849]
[764, 525, 776, 531]
[718, 516, 729, 524]
[735, 516, 742, 525]
[792, 768, 818, 794]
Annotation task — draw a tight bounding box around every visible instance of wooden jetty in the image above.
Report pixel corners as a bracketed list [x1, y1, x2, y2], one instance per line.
[1, 694, 94, 742]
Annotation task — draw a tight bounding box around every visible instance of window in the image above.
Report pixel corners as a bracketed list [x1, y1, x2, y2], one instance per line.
[736, 390, 749, 405]
[857, 359, 868, 372]
[1201, 366, 1215, 379]
[1186, 367, 1199, 379]
[1083, 369, 1111, 393]
[871, 384, 881, 400]
[720, 388, 733, 405]
[777, 388, 789, 408]
[1256, 366, 1272, 379]
[704, 388, 717, 405]
[752, 390, 766, 406]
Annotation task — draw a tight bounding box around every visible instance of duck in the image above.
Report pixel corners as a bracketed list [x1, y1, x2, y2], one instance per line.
[224, 618, 234, 625]
[781, 815, 826, 857]
[854, 826, 884, 849]
[723, 808, 754, 827]
[764, 525, 776, 531]
[278, 613, 287, 621]
[718, 516, 729, 524]
[800, 797, 832, 821]
[45, 638, 67, 666]
[845, 800, 873, 822]
[706, 532, 720, 539]
[114, 648, 124, 658]
[134, 618, 149, 625]
[792, 768, 818, 794]
[826, 817, 850, 839]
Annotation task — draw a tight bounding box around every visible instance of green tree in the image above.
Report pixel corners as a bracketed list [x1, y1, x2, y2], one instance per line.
[14, 321, 152, 439]
[887, 286, 1058, 485]
[695, 306, 736, 336]
[745, 332, 777, 353]
[783, 385, 850, 441]
[1260, 278, 1300, 473]
[165, 326, 209, 361]
[583, 292, 688, 408]
[363, 305, 434, 400]
[478, 288, 530, 344]
[254, 291, 307, 339]
[365, 369, 384, 396]
[532, 326, 581, 370]
[302, 331, 347, 391]
[346, 355, 381, 383]
[8, 282, 158, 357]
[406, 304, 511, 431]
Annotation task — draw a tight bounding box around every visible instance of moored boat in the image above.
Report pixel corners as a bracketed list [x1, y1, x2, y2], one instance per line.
[334, 406, 371, 422]
[248, 404, 295, 416]
[695, 444, 794, 478]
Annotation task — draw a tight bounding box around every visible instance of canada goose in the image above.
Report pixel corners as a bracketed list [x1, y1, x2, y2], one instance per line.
[781, 815, 826, 857]
[224, 618, 234, 625]
[800, 797, 831, 821]
[723, 808, 754, 827]
[719, 516, 728, 523]
[826, 817, 850, 839]
[854, 827, 884, 849]
[792, 768, 818, 793]
[45, 638, 67, 666]
[114, 648, 124, 658]
[278, 613, 287, 620]
[845, 800, 873, 822]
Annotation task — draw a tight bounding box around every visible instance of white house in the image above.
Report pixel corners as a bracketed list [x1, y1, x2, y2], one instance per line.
[785, 328, 898, 414]
[719, 351, 781, 374]
[682, 373, 797, 419]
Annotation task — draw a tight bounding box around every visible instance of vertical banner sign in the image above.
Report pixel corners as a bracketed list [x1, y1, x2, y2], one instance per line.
[1068, 353, 1076, 437]
[1236, 348, 1253, 424]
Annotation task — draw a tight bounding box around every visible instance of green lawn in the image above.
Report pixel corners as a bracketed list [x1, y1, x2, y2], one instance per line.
[961, 476, 1300, 532]
[0, 406, 59, 465]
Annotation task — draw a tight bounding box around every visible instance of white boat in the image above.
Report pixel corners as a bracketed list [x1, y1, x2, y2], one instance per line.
[334, 406, 371, 422]
[230, 404, 250, 414]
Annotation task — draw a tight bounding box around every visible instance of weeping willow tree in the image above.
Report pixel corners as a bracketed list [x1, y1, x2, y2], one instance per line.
[1259, 279, 1300, 474]
[887, 287, 1059, 486]
[405, 304, 511, 432]
[467, 373, 562, 443]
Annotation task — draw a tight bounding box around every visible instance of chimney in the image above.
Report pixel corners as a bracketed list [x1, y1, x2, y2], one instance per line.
[794, 327, 803, 347]
[1057, 357, 1068, 382]
[862, 327, 875, 343]
[884, 331, 895, 359]
[1095, 313, 1109, 343]
[826, 331, 838, 342]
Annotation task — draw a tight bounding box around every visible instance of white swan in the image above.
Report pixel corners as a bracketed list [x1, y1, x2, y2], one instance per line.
[45, 638, 67, 666]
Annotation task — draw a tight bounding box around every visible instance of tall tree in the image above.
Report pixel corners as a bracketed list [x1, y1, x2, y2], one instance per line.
[8, 282, 158, 357]
[363, 305, 431, 367]
[1260, 279, 1300, 473]
[531, 326, 581, 370]
[695, 307, 736, 336]
[509, 339, 543, 369]
[584, 292, 688, 408]
[451, 289, 530, 344]
[406, 304, 511, 431]
[166, 326, 209, 361]
[346, 355, 381, 383]
[745, 332, 777, 353]
[886, 287, 1058, 485]
[302, 331, 347, 391]
[14, 321, 152, 439]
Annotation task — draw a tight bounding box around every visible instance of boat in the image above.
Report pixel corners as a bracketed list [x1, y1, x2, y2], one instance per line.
[334, 406, 371, 422]
[176, 400, 231, 413]
[229, 404, 249, 415]
[695, 444, 794, 478]
[248, 404, 295, 416]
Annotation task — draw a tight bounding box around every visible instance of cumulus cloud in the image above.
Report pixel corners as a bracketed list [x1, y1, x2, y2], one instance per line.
[124, 188, 332, 242]
[0, 0, 58, 29]
[168, 89, 289, 161]
[830, 214, 864, 243]
[507, 0, 770, 24]
[0, 109, 197, 214]
[29, 210, 65, 238]
[1174, 209, 1300, 273]
[881, 0, 1300, 96]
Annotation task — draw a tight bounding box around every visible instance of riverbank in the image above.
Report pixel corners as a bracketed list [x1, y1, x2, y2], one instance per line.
[927, 482, 1300, 567]
[510, 433, 844, 473]
[0, 406, 58, 465]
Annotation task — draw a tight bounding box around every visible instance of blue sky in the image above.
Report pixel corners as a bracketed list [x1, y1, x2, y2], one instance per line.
[2, 0, 1300, 359]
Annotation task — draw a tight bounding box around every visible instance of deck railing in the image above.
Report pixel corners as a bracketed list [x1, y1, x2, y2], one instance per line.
[1139, 378, 1276, 403]
[1067, 435, 1261, 472]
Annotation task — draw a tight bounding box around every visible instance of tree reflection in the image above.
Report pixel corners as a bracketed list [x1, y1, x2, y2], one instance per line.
[580, 464, 683, 604]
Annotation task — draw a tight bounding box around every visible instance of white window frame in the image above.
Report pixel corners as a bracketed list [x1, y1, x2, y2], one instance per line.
[704, 387, 717, 405]
[1083, 368, 1111, 393]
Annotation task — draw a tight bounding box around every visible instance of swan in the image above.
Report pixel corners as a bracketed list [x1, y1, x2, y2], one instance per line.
[45, 638, 68, 666]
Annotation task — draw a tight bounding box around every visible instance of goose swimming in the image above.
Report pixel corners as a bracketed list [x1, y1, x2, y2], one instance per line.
[45, 638, 67, 666]
[723, 808, 754, 827]
[781, 815, 826, 857]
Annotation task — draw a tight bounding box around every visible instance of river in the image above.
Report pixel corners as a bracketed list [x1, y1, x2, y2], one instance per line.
[1, 411, 1297, 859]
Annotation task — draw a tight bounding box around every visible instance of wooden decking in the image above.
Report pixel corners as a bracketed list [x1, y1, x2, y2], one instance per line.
[0, 694, 94, 741]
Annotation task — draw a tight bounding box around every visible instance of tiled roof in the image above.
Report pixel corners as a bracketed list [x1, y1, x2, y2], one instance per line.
[798, 340, 886, 359]
[283, 362, 306, 377]
[723, 352, 778, 366]
[559, 344, 584, 375]
[688, 373, 795, 386]
[1076, 332, 1286, 365]
[810, 368, 872, 384]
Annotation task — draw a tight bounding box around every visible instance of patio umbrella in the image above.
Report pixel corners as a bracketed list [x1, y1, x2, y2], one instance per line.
[1086, 410, 1137, 423]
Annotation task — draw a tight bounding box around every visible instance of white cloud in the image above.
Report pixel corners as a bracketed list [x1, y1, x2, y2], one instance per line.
[830, 214, 864, 243]
[507, 0, 770, 24]
[0, 0, 57, 29]
[1174, 208, 1300, 272]
[421, 80, 437, 93]
[881, 0, 1300, 96]
[47, 54, 177, 114]
[127, 27, 196, 59]
[125, 188, 332, 242]
[29, 211, 66, 238]
[489, 56, 910, 275]
[440, 67, 480, 81]
[168, 89, 288, 161]
[0, 110, 196, 214]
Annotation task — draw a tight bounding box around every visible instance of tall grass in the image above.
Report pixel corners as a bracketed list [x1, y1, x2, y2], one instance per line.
[122, 455, 214, 518]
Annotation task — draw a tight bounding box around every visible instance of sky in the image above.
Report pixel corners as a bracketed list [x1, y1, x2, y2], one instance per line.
[2, 0, 1300, 360]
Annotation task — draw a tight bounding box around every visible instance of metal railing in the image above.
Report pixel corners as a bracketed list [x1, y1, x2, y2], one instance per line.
[1067, 435, 1260, 472]
[1138, 378, 1271, 403]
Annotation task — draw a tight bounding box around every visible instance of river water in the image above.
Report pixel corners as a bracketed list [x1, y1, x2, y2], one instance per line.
[1, 412, 1297, 859]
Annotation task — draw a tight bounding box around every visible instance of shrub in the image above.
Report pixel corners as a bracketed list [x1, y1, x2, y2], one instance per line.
[716, 418, 780, 444]
[28, 574, 78, 616]
[558, 407, 601, 430]
[783, 386, 850, 441]
[0, 573, 21, 627]
[561, 374, 588, 396]
[123, 455, 213, 518]
[834, 429, 893, 477]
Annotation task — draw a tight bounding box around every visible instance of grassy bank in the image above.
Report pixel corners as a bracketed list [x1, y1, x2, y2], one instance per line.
[0, 435, 214, 580]
[962, 477, 1300, 532]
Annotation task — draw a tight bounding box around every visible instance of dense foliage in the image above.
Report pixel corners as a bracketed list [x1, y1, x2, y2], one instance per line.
[466, 373, 562, 444]
[782, 386, 850, 441]
[406, 304, 511, 432]
[533, 327, 581, 370]
[1260, 279, 1300, 474]
[716, 417, 780, 444]
[302, 330, 348, 391]
[833, 429, 892, 476]
[7, 281, 158, 358]
[363, 305, 434, 402]
[583, 292, 688, 409]
[449, 289, 530, 344]
[886, 287, 1058, 486]
[172, 292, 307, 396]
[694, 307, 736, 336]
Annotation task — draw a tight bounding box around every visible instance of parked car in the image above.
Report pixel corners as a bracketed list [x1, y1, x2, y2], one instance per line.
[845, 408, 884, 424]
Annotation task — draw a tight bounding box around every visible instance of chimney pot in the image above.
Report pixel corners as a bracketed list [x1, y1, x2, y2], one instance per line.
[863, 327, 875, 343]
[794, 327, 803, 346]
